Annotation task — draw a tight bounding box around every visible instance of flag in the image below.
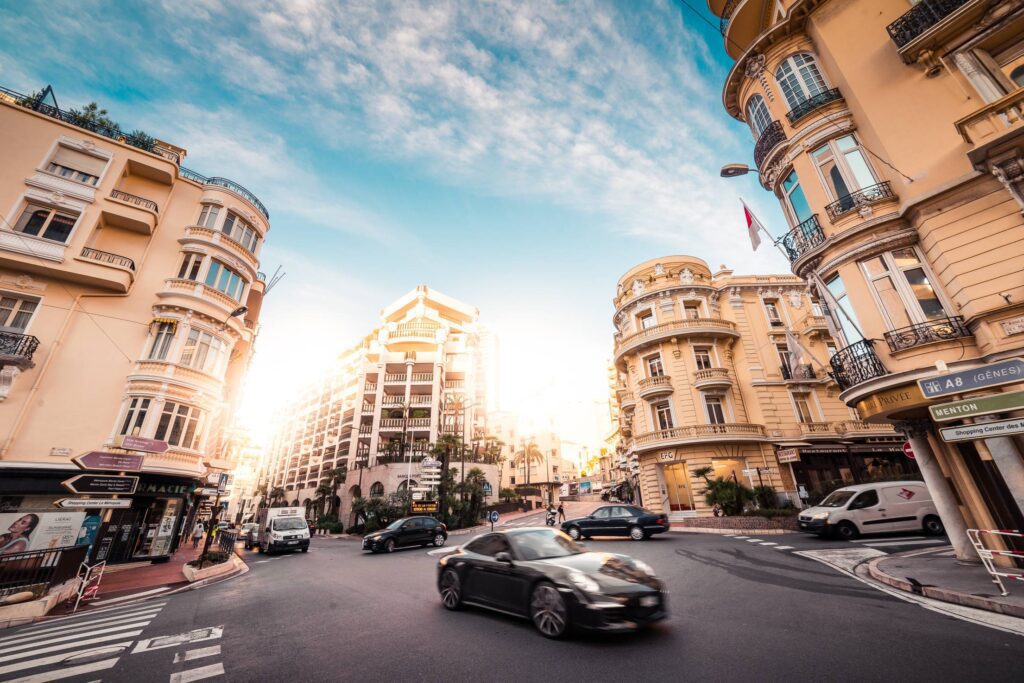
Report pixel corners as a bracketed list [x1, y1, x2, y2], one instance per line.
[740, 199, 763, 251]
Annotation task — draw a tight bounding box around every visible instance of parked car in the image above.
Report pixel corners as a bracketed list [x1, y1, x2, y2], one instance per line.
[561, 505, 669, 541]
[437, 527, 667, 638]
[798, 481, 942, 540]
[362, 516, 447, 553]
[240, 523, 259, 549]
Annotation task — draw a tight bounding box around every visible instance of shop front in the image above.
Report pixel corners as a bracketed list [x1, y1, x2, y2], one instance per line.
[784, 442, 918, 505]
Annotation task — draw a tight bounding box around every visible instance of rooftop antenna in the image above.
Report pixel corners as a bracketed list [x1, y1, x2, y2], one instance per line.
[264, 265, 285, 295]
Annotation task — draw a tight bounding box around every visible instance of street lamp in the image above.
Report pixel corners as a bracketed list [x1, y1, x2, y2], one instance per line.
[720, 162, 755, 178]
[219, 305, 249, 331]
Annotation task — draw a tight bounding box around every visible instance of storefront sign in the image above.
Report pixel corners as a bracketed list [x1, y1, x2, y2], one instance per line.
[411, 500, 439, 513]
[55, 498, 132, 509]
[918, 358, 1024, 399]
[138, 482, 196, 495]
[50, 447, 73, 457]
[800, 446, 849, 454]
[658, 451, 675, 461]
[928, 390, 1024, 422]
[939, 417, 1024, 442]
[62, 474, 139, 495]
[855, 384, 927, 419]
[776, 449, 800, 463]
[73, 451, 145, 472]
[118, 436, 169, 453]
[196, 488, 219, 497]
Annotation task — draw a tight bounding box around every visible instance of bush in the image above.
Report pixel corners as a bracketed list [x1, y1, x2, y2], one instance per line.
[753, 485, 778, 509]
[704, 476, 754, 516]
[187, 551, 229, 567]
[739, 508, 798, 519]
[318, 520, 344, 533]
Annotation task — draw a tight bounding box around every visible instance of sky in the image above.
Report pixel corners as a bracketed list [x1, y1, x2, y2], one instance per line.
[0, 0, 792, 450]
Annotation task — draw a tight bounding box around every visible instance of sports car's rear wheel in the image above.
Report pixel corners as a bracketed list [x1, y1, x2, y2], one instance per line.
[440, 568, 462, 610]
[566, 526, 581, 540]
[530, 582, 568, 639]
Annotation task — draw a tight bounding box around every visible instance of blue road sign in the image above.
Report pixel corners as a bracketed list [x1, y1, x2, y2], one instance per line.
[488, 510, 499, 524]
[917, 358, 1024, 399]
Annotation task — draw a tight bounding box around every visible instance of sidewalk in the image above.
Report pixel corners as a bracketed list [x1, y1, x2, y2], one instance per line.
[868, 546, 1024, 619]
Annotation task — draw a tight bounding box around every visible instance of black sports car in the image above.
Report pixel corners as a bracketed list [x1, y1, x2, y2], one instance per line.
[362, 516, 448, 553]
[561, 505, 670, 541]
[436, 527, 667, 638]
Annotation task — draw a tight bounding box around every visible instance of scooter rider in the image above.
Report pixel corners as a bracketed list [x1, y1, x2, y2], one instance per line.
[545, 503, 557, 526]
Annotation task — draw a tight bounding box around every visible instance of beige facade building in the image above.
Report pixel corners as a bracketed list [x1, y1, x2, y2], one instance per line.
[612, 256, 903, 519]
[710, 0, 1024, 554]
[266, 286, 499, 523]
[0, 87, 268, 564]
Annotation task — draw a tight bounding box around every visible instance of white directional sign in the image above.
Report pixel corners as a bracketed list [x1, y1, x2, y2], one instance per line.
[939, 417, 1024, 442]
[55, 498, 132, 509]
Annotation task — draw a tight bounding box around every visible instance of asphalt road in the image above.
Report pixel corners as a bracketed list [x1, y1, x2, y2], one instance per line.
[4, 526, 1022, 683]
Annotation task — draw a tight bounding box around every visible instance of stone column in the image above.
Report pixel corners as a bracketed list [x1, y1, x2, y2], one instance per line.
[895, 420, 976, 561]
[977, 416, 1024, 518]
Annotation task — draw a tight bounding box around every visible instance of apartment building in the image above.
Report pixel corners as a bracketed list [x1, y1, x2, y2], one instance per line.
[266, 286, 498, 523]
[612, 256, 904, 519]
[0, 86, 268, 563]
[709, 0, 1024, 555]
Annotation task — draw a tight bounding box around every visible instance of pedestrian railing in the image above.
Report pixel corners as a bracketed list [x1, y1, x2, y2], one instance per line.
[0, 545, 89, 600]
[73, 560, 107, 613]
[218, 531, 238, 554]
[966, 528, 1024, 596]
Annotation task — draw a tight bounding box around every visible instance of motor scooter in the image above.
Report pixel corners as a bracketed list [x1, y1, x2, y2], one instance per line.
[545, 509, 557, 526]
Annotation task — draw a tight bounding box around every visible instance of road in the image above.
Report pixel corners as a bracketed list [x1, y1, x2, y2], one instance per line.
[2, 523, 1022, 682]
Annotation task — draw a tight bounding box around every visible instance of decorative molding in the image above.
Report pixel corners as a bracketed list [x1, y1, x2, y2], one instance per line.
[0, 274, 46, 292]
[0, 366, 20, 401]
[892, 419, 930, 439]
[744, 53, 766, 79]
[813, 227, 918, 277]
[679, 267, 694, 285]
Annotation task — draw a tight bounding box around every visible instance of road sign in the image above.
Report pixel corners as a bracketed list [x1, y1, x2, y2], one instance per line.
[62, 474, 139, 495]
[488, 510, 499, 524]
[902, 442, 915, 460]
[55, 498, 132, 509]
[411, 500, 439, 513]
[939, 417, 1024, 442]
[196, 487, 219, 497]
[918, 358, 1024, 399]
[776, 448, 800, 464]
[928, 390, 1024, 422]
[217, 472, 229, 494]
[73, 451, 145, 472]
[421, 457, 440, 467]
[118, 435, 169, 453]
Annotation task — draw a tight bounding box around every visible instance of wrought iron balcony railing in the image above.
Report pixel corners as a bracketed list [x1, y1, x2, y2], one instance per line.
[180, 167, 269, 219]
[80, 247, 135, 271]
[110, 189, 158, 213]
[780, 215, 825, 263]
[829, 340, 888, 391]
[0, 331, 41, 368]
[883, 316, 971, 352]
[753, 120, 787, 169]
[786, 88, 844, 125]
[781, 363, 817, 381]
[719, 0, 741, 35]
[825, 182, 896, 222]
[886, 0, 970, 49]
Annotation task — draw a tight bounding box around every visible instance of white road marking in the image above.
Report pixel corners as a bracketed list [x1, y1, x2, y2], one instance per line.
[0, 641, 135, 676]
[851, 536, 925, 543]
[255, 560, 270, 564]
[0, 608, 161, 642]
[132, 626, 223, 654]
[775, 545, 795, 550]
[1, 619, 154, 653]
[88, 587, 171, 605]
[8, 602, 166, 629]
[1, 656, 120, 683]
[744, 539, 763, 543]
[759, 542, 778, 546]
[173, 645, 221, 663]
[732, 535, 749, 539]
[0, 631, 142, 665]
[169, 662, 225, 683]
[864, 539, 947, 548]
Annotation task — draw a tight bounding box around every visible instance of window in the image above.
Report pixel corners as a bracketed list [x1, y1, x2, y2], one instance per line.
[1012, 65, 1024, 87]
[180, 329, 226, 374]
[745, 94, 773, 138]
[792, 392, 814, 423]
[811, 135, 876, 203]
[177, 253, 204, 281]
[860, 248, 948, 329]
[592, 507, 611, 519]
[197, 205, 220, 228]
[826, 343, 838, 358]
[704, 396, 726, 424]
[154, 401, 204, 450]
[147, 322, 176, 360]
[465, 534, 510, 556]
[775, 53, 828, 110]
[13, 204, 78, 243]
[46, 147, 106, 186]
[763, 299, 784, 327]
[646, 354, 665, 378]
[825, 274, 863, 345]
[0, 295, 38, 332]
[777, 343, 793, 375]
[848, 489, 878, 510]
[637, 310, 656, 330]
[204, 260, 246, 301]
[222, 211, 259, 253]
[369, 482, 384, 497]
[781, 170, 813, 226]
[653, 401, 674, 430]
[119, 397, 151, 436]
[683, 302, 702, 319]
[693, 346, 713, 370]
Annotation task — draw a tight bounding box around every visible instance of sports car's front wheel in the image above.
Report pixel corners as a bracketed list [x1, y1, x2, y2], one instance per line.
[440, 568, 463, 610]
[530, 582, 569, 639]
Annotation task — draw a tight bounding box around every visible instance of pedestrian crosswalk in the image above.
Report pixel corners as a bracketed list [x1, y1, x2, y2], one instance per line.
[722, 533, 948, 554]
[0, 601, 166, 682]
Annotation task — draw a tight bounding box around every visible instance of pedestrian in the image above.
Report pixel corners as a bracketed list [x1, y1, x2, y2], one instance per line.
[557, 503, 565, 523]
[191, 520, 205, 549]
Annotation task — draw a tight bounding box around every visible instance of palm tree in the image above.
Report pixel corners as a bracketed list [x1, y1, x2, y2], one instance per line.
[512, 441, 545, 485]
[314, 483, 333, 519]
[269, 486, 286, 508]
[324, 467, 347, 517]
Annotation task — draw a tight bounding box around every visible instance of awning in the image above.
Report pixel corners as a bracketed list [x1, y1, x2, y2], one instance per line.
[151, 317, 178, 326]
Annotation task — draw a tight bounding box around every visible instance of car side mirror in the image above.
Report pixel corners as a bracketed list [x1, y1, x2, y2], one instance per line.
[495, 551, 513, 565]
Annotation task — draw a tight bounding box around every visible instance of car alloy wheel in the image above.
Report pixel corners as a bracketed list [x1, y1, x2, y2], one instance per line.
[629, 525, 645, 541]
[567, 527, 581, 540]
[530, 582, 568, 639]
[440, 568, 462, 610]
[433, 533, 446, 547]
[385, 538, 396, 553]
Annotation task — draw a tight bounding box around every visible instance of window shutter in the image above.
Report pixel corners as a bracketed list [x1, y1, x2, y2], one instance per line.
[51, 146, 108, 177]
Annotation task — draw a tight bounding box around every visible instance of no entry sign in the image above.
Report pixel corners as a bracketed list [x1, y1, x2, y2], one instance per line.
[901, 442, 915, 460]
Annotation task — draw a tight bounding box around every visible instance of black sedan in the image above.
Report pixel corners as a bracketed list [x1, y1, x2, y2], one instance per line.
[437, 527, 667, 638]
[561, 505, 670, 541]
[362, 516, 448, 553]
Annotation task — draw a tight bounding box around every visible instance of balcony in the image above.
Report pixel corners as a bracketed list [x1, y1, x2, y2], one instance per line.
[717, 0, 741, 35]
[79, 246, 135, 271]
[364, 383, 377, 393]
[841, 420, 897, 437]
[182, 226, 259, 272]
[130, 360, 222, 393]
[829, 340, 888, 391]
[802, 315, 830, 337]
[110, 189, 159, 213]
[382, 395, 405, 406]
[786, 88, 844, 125]
[0, 331, 40, 370]
[615, 318, 739, 360]
[409, 418, 431, 429]
[103, 191, 159, 234]
[955, 89, 1024, 167]
[637, 375, 674, 399]
[180, 167, 269, 220]
[157, 278, 245, 320]
[384, 373, 406, 384]
[824, 182, 896, 222]
[411, 373, 433, 383]
[799, 422, 838, 437]
[619, 392, 637, 410]
[409, 395, 433, 406]
[633, 423, 767, 450]
[887, 0, 971, 49]
[883, 316, 972, 353]
[388, 322, 440, 346]
[379, 419, 403, 430]
[780, 215, 826, 264]
[445, 379, 465, 389]
[693, 367, 732, 389]
[753, 120, 787, 170]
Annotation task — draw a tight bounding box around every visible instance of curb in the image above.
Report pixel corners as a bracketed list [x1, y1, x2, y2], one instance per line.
[176, 553, 249, 592]
[866, 552, 1024, 619]
[669, 527, 792, 536]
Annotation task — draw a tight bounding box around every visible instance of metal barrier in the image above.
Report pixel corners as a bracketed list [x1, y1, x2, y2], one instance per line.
[73, 560, 107, 613]
[966, 528, 1024, 596]
[0, 545, 89, 599]
[218, 531, 238, 554]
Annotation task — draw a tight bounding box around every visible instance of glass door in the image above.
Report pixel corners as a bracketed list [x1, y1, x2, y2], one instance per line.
[663, 463, 694, 511]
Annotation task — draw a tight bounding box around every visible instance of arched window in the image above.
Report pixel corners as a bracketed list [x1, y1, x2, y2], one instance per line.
[397, 480, 417, 492]
[745, 95, 773, 138]
[775, 53, 828, 109]
[1011, 65, 1024, 87]
[370, 482, 384, 497]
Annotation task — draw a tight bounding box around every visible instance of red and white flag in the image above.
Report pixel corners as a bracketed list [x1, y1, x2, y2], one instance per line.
[740, 199, 764, 251]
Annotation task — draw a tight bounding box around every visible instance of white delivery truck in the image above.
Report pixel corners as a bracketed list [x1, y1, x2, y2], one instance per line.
[255, 507, 310, 554]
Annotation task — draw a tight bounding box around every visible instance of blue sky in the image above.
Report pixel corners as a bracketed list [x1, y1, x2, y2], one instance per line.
[0, 0, 791, 445]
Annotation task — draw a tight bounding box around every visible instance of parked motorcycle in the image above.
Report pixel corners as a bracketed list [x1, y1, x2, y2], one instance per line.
[545, 510, 557, 526]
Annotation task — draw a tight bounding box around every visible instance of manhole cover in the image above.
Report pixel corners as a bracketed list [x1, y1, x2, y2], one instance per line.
[61, 645, 128, 665]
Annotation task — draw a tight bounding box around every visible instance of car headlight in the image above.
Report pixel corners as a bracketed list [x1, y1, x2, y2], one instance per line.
[812, 511, 830, 520]
[632, 559, 656, 577]
[568, 570, 600, 594]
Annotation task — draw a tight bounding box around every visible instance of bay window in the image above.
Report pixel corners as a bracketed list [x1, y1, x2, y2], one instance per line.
[197, 204, 220, 228]
[774, 53, 829, 110]
[824, 274, 864, 346]
[745, 95, 773, 138]
[204, 259, 246, 301]
[180, 328, 227, 374]
[147, 321, 177, 360]
[781, 170, 813, 226]
[223, 211, 259, 253]
[177, 253, 205, 281]
[154, 401, 204, 450]
[860, 248, 949, 330]
[811, 135, 877, 205]
[13, 204, 78, 243]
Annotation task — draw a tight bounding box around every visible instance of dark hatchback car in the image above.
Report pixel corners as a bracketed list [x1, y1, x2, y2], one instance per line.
[362, 516, 448, 553]
[437, 527, 667, 638]
[561, 505, 669, 541]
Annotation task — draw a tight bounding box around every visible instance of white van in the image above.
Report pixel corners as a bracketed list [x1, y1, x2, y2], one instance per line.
[255, 507, 310, 554]
[797, 481, 943, 540]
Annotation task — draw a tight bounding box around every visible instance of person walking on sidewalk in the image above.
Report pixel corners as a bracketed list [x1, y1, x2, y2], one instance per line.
[557, 503, 565, 523]
[191, 520, 205, 549]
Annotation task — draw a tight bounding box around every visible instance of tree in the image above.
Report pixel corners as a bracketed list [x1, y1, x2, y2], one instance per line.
[511, 442, 545, 482]
[314, 483, 333, 518]
[456, 467, 488, 527]
[68, 102, 120, 132]
[499, 487, 517, 503]
[268, 486, 286, 508]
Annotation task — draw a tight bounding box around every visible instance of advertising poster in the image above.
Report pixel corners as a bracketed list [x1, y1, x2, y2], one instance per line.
[0, 511, 87, 555]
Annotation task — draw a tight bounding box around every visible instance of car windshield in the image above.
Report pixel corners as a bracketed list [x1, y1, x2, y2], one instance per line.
[385, 519, 408, 531]
[272, 517, 307, 531]
[508, 529, 585, 560]
[819, 490, 857, 508]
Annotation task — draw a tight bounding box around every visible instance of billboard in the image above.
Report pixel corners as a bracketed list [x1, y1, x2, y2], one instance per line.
[0, 511, 87, 555]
